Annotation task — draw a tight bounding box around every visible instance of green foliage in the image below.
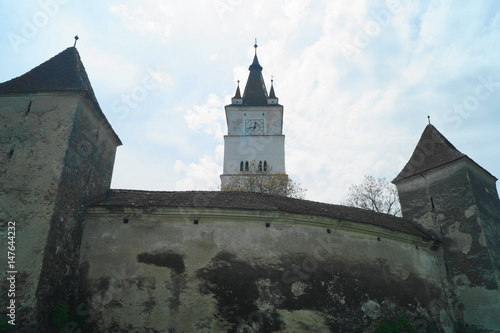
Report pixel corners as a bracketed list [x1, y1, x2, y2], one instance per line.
[50, 301, 88, 332]
[375, 315, 418, 333]
[0, 317, 11, 332]
[51, 301, 70, 332]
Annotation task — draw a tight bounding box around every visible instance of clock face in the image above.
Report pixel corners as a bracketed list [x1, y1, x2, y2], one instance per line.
[245, 119, 264, 135]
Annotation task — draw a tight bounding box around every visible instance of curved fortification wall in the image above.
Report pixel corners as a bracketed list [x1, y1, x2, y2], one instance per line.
[79, 192, 453, 332]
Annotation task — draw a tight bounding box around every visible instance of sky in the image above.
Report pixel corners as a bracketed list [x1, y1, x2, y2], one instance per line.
[1, 0, 499, 204]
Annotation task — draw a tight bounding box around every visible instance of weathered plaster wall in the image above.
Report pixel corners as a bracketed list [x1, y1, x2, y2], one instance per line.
[0, 93, 80, 329]
[0, 93, 119, 329]
[79, 206, 453, 332]
[396, 161, 500, 331]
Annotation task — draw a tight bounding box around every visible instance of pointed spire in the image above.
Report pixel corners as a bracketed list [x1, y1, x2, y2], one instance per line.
[267, 77, 278, 104]
[393, 124, 466, 183]
[242, 40, 268, 105]
[234, 80, 242, 98]
[269, 77, 276, 98]
[231, 80, 243, 104]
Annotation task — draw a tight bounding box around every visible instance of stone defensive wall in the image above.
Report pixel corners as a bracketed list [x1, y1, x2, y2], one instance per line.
[79, 190, 453, 332]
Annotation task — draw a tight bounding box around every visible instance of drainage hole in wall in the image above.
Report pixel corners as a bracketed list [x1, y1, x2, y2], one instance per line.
[123, 218, 129, 224]
[194, 220, 199, 225]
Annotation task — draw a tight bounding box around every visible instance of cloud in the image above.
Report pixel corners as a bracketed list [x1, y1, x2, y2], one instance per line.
[109, 2, 173, 42]
[184, 94, 226, 140]
[174, 145, 224, 191]
[2, 0, 498, 203]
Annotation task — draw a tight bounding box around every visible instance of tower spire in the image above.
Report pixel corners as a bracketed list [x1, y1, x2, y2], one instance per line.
[242, 40, 267, 105]
[267, 76, 278, 104]
[231, 80, 243, 105]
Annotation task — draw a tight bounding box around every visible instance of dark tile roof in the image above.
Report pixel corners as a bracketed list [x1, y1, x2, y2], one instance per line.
[269, 83, 277, 98]
[0, 47, 122, 145]
[393, 125, 465, 183]
[242, 55, 268, 105]
[233, 84, 242, 99]
[91, 189, 436, 240]
[393, 125, 495, 183]
[0, 47, 97, 102]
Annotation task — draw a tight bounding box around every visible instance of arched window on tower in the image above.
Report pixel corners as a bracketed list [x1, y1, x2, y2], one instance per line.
[258, 161, 263, 172]
[245, 161, 249, 171]
[240, 161, 244, 171]
[264, 161, 268, 171]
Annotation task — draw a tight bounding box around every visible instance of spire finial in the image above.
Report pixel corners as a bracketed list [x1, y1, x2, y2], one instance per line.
[428, 115, 431, 124]
[254, 38, 258, 54]
[271, 76, 274, 85]
[73, 35, 79, 47]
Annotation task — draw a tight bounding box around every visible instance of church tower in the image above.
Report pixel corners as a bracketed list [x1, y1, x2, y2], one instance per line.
[220, 43, 286, 192]
[393, 124, 500, 331]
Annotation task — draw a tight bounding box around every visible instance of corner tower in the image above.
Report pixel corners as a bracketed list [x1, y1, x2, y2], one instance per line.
[0, 47, 121, 329]
[220, 43, 286, 192]
[393, 124, 500, 331]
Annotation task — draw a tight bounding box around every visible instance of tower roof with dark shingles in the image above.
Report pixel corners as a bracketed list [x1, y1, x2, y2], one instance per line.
[233, 84, 242, 99]
[242, 54, 268, 105]
[0, 47, 98, 104]
[91, 189, 437, 240]
[0, 46, 122, 145]
[393, 124, 495, 183]
[269, 82, 277, 98]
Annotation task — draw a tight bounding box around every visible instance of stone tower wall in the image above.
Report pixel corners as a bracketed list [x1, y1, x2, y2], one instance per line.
[0, 92, 119, 330]
[395, 160, 500, 331]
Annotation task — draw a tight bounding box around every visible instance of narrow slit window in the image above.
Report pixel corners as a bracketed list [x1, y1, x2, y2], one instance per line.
[245, 161, 249, 171]
[258, 161, 263, 172]
[24, 101, 32, 117]
[264, 161, 268, 171]
[240, 161, 244, 171]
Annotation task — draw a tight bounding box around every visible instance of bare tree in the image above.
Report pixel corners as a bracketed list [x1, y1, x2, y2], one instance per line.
[344, 175, 401, 216]
[221, 161, 306, 199]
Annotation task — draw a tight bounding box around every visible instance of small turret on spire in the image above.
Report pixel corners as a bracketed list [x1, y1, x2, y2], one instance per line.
[231, 80, 243, 105]
[267, 77, 278, 104]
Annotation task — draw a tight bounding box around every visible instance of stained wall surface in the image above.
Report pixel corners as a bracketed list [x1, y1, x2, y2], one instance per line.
[80, 205, 454, 332]
[396, 160, 500, 331]
[0, 92, 120, 329]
